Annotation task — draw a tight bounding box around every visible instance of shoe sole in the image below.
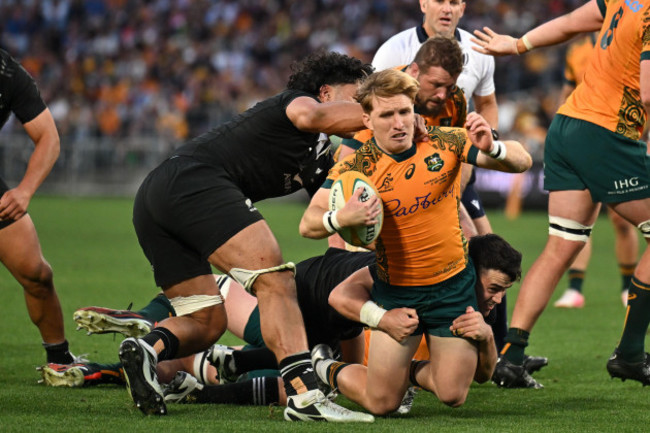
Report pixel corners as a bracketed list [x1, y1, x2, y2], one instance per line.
[119, 340, 166, 415]
[40, 366, 85, 387]
[74, 310, 152, 338]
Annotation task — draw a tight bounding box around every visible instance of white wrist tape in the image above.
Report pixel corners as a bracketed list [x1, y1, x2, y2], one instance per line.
[488, 140, 507, 161]
[322, 210, 341, 234]
[521, 34, 534, 52]
[359, 300, 387, 328]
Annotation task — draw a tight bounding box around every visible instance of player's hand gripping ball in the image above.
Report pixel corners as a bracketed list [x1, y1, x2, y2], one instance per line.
[329, 170, 383, 246]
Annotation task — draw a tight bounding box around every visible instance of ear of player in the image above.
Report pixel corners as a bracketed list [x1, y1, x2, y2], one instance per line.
[329, 170, 383, 246]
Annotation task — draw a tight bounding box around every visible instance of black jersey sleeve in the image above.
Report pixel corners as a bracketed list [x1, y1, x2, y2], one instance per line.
[0, 51, 47, 125]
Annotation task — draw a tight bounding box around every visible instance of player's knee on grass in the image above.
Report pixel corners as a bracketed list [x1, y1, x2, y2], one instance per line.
[364, 391, 403, 415]
[435, 386, 469, 408]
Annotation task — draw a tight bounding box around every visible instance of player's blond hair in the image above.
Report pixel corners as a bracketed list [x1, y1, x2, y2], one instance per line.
[356, 69, 420, 114]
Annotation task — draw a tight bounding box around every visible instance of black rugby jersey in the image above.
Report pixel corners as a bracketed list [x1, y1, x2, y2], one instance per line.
[0, 49, 47, 129]
[174, 89, 331, 202]
[295, 248, 375, 348]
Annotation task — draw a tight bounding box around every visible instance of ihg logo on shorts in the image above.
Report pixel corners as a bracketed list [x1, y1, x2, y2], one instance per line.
[614, 177, 639, 190]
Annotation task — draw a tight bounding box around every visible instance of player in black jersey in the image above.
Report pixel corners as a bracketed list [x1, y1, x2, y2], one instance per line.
[120, 50, 376, 421]
[0, 48, 76, 365]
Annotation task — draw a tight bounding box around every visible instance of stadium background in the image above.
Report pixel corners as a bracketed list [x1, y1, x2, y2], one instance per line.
[0, 0, 582, 208]
[2, 3, 648, 430]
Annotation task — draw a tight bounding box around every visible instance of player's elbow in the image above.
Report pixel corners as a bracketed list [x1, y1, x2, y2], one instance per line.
[298, 217, 322, 239]
[506, 141, 533, 173]
[518, 152, 533, 172]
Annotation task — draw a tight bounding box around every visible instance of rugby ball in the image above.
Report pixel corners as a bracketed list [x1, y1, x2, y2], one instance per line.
[329, 170, 383, 246]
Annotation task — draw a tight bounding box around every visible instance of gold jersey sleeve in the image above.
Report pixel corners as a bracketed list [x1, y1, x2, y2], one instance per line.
[558, 0, 650, 140]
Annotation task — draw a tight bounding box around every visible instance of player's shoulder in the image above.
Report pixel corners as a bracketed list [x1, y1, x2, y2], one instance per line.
[426, 126, 468, 148]
[373, 27, 420, 67]
[380, 27, 419, 47]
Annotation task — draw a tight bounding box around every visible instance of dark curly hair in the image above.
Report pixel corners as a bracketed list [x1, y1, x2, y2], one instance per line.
[287, 50, 374, 96]
[468, 234, 522, 283]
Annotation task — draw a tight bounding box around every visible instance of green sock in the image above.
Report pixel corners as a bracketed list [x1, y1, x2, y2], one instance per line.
[325, 361, 350, 390]
[617, 277, 650, 362]
[501, 328, 529, 365]
[567, 268, 585, 293]
[137, 294, 175, 323]
[619, 263, 636, 292]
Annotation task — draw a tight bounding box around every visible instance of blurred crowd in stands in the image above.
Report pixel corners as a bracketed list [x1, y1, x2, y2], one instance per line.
[0, 0, 586, 151]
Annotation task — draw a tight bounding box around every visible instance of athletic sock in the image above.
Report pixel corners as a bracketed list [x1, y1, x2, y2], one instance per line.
[142, 327, 179, 361]
[320, 360, 349, 390]
[500, 328, 529, 365]
[278, 351, 319, 397]
[232, 347, 278, 374]
[617, 277, 650, 362]
[192, 377, 279, 405]
[137, 294, 175, 323]
[44, 340, 74, 364]
[619, 263, 636, 292]
[567, 268, 585, 293]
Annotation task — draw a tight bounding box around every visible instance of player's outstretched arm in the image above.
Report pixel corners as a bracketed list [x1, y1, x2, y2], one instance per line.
[286, 96, 366, 136]
[471, 0, 602, 57]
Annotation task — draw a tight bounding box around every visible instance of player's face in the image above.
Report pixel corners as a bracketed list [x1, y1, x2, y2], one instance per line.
[475, 268, 511, 317]
[363, 94, 415, 154]
[414, 65, 459, 117]
[420, 0, 466, 38]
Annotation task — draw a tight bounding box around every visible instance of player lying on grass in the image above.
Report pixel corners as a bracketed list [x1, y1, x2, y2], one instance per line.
[41, 235, 542, 411]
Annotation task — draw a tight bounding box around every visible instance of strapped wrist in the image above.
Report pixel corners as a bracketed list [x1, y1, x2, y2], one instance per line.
[360, 300, 387, 328]
[487, 140, 507, 161]
[521, 34, 534, 52]
[322, 210, 341, 234]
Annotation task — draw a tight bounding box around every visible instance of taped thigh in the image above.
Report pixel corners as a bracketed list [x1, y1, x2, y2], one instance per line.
[169, 294, 224, 316]
[229, 262, 296, 293]
[548, 216, 593, 242]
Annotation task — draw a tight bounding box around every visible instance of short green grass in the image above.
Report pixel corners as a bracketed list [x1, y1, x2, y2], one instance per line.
[0, 196, 646, 432]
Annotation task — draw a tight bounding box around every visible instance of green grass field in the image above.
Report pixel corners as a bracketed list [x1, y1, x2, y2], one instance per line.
[1, 196, 646, 432]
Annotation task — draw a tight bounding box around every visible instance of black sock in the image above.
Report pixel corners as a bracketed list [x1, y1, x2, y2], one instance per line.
[501, 328, 529, 365]
[278, 351, 319, 396]
[44, 340, 74, 364]
[141, 327, 179, 361]
[192, 377, 279, 405]
[232, 347, 278, 374]
[137, 294, 175, 323]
